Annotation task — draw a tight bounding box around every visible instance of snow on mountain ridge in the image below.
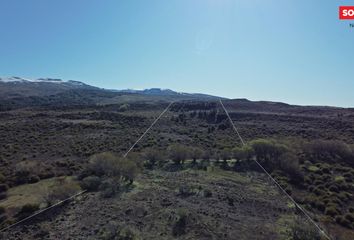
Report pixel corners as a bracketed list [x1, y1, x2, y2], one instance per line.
[0, 77, 86, 85]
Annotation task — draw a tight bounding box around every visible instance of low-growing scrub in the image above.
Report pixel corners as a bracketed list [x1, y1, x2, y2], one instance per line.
[99, 221, 141, 240]
[80, 176, 101, 191]
[44, 179, 81, 205]
[172, 208, 189, 237]
[15, 203, 39, 220]
[290, 217, 322, 240]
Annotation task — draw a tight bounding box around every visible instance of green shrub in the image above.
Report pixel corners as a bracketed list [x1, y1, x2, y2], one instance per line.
[16, 203, 39, 219]
[99, 179, 122, 198]
[14, 161, 37, 184]
[143, 148, 164, 169]
[232, 145, 254, 161]
[44, 181, 80, 205]
[291, 217, 321, 240]
[202, 189, 212, 198]
[80, 176, 101, 191]
[304, 140, 353, 165]
[280, 152, 304, 184]
[99, 221, 140, 240]
[172, 208, 189, 236]
[250, 139, 288, 167]
[324, 205, 340, 217]
[118, 104, 129, 112]
[87, 152, 139, 184]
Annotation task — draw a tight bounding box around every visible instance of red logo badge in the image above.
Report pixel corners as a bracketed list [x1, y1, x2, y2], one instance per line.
[339, 6, 354, 19]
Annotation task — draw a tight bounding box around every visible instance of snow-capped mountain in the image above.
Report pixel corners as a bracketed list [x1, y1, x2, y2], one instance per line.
[0, 77, 222, 101]
[116, 88, 220, 99]
[0, 76, 98, 98]
[0, 76, 87, 85]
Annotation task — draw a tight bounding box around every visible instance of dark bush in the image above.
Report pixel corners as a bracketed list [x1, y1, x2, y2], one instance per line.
[172, 209, 189, 236]
[197, 159, 210, 170]
[99, 221, 140, 240]
[280, 152, 304, 184]
[0, 173, 5, 183]
[0, 184, 8, 192]
[219, 149, 232, 161]
[335, 216, 352, 228]
[0, 192, 7, 200]
[305, 140, 353, 165]
[44, 181, 80, 205]
[177, 186, 195, 198]
[16, 204, 39, 219]
[250, 139, 288, 169]
[291, 217, 321, 240]
[232, 145, 254, 161]
[314, 201, 326, 212]
[344, 213, 354, 222]
[28, 175, 40, 184]
[324, 205, 340, 217]
[0, 213, 7, 224]
[202, 189, 212, 198]
[143, 148, 164, 169]
[87, 152, 140, 185]
[80, 176, 101, 191]
[190, 147, 203, 165]
[168, 144, 189, 165]
[202, 149, 213, 161]
[99, 179, 121, 198]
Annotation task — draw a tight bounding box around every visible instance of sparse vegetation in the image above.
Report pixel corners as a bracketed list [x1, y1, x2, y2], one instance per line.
[290, 218, 321, 240]
[172, 208, 189, 236]
[0, 97, 354, 239]
[44, 178, 81, 205]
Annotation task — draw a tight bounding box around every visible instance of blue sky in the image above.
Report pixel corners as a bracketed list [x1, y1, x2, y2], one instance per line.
[0, 0, 353, 107]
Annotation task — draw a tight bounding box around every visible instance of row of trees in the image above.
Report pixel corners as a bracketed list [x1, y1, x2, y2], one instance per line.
[80, 139, 354, 195]
[143, 138, 354, 182]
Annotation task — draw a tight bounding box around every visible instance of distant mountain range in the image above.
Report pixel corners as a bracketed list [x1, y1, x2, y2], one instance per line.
[0, 77, 222, 100]
[1, 77, 351, 112]
[114, 88, 222, 100]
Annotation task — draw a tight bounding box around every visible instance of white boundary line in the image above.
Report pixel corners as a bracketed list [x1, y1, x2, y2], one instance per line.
[219, 99, 332, 240]
[0, 101, 175, 233]
[123, 101, 174, 157]
[0, 190, 87, 232]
